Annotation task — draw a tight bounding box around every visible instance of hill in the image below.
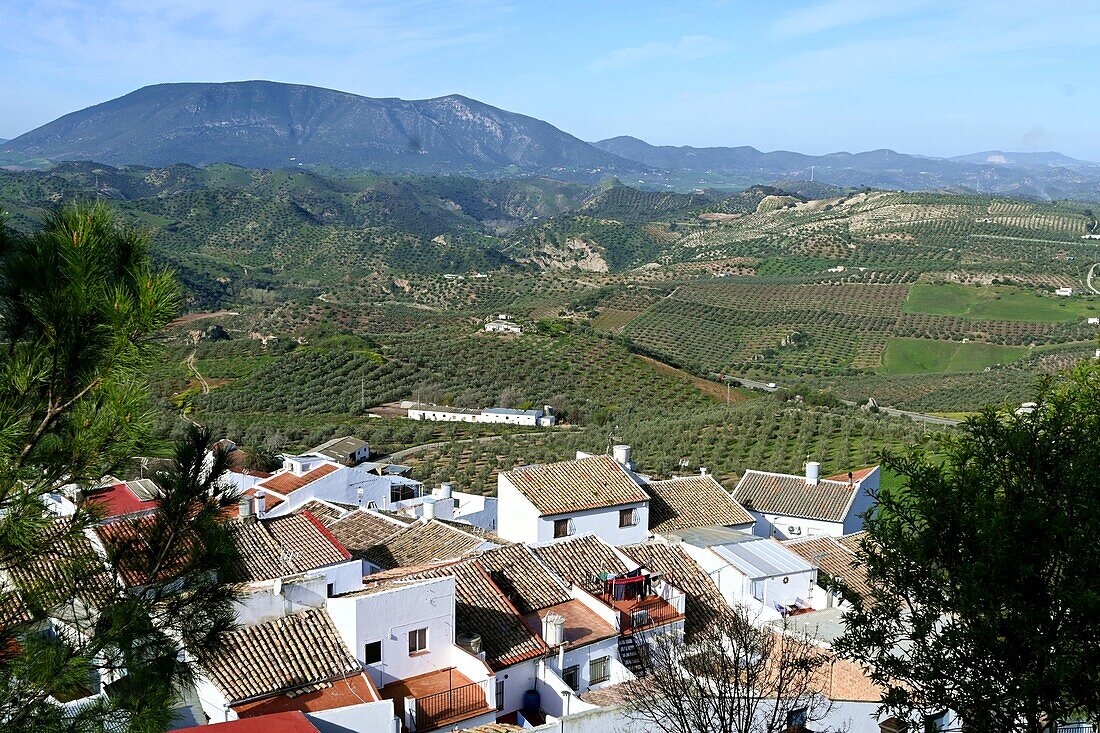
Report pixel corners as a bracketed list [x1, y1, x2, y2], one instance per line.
[594, 136, 1100, 201]
[1, 81, 642, 178]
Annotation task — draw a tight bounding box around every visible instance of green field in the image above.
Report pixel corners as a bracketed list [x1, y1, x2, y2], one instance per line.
[879, 338, 1029, 375]
[904, 283, 1099, 323]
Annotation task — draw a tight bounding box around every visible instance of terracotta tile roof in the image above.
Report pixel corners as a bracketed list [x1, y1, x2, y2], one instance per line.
[644, 475, 754, 533]
[327, 509, 407, 558]
[622, 541, 727, 640]
[360, 519, 485, 570]
[463, 725, 523, 733]
[231, 513, 349, 583]
[531, 535, 629, 595]
[475, 543, 570, 615]
[232, 672, 379, 717]
[296, 500, 348, 527]
[258, 464, 340, 496]
[824, 466, 878, 483]
[97, 515, 191, 587]
[783, 535, 871, 600]
[202, 608, 361, 705]
[522, 599, 617, 651]
[502, 455, 648, 517]
[837, 530, 869, 555]
[408, 560, 549, 670]
[176, 711, 321, 732]
[578, 679, 647, 707]
[734, 470, 859, 523]
[7, 521, 114, 620]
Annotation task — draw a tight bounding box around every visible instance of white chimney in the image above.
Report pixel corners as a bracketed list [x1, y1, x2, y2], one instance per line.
[238, 496, 252, 518]
[805, 461, 820, 486]
[542, 611, 566, 647]
[699, 467, 709, 476]
[422, 498, 437, 521]
[435, 482, 454, 500]
[613, 445, 632, 468]
[251, 490, 266, 517]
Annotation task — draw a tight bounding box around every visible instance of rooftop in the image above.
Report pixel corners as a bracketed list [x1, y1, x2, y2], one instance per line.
[475, 543, 570, 615]
[84, 481, 159, 520]
[522, 599, 617, 650]
[231, 512, 350, 583]
[327, 509, 408, 559]
[623, 541, 727, 640]
[176, 711, 321, 732]
[670, 525, 758, 548]
[257, 463, 341, 503]
[360, 519, 486, 570]
[532, 534, 630, 595]
[734, 469, 864, 523]
[644, 474, 754, 533]
[502, 454, 649, 517]
[233, 673, 378, 718]
[784, 535, 871, 600]
[309, 436, 368, 461]
[379, 667, 492, 730]
[709, 535, 815, 579]
[203, 608, 365, 706]
[482, 407, 540, 416]
[294, 499, 348, 527]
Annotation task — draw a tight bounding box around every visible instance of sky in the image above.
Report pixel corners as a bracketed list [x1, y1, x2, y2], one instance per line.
[1, 0, 1097, 159]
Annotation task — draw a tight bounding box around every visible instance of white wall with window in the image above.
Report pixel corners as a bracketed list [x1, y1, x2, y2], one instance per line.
[552, 636, 630, 695]
[327, 575, 457, 688]
[534, 503, 649, 546]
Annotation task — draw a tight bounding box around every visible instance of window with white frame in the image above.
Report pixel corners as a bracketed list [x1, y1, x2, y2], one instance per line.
[408, 627, 428, 655]
[619, 507, 637, 527]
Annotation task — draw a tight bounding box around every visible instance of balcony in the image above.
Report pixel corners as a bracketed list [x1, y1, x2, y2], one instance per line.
[381, 667, 493, 732]
[598, 574, 684, 635]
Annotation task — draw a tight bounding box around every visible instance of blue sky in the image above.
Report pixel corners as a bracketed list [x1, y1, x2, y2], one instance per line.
[1, 0, 1097, 159]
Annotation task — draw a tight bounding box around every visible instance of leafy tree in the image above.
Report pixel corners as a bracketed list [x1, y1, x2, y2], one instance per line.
[835, 363, 1100, 732]
[623, 607, 837, 733]
[0, 204, 240, 732]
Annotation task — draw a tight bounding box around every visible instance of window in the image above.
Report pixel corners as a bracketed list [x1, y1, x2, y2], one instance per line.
[786, 707, 808, 730]
[562, 665, 580, 691]
[391, 484, 418, 504]
[495, 679, 505, 711]
[364, 640, 382, 665]
[326, 583, 334, 597]
[924, 712, 949, 733]
[553, 518, 572, 539]
[619, 508, 637, 527]
[408, 627, 428, 655]
[589, 656, 610, 685]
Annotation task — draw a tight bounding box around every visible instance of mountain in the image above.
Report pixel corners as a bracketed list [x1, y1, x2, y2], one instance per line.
[594, 136, 1100, 201]
[949, 151, 1096, 167]
[1, 81, 641, 178]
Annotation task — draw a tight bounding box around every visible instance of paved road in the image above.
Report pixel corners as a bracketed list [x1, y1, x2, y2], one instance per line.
[1087, 263, 1100, 295]
[381, 434, 508, 463]
[725, 376, 960, 426]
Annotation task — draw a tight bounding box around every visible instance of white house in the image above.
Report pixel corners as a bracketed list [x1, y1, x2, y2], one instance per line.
[733, 463, 880, 540]
[1056, 287, 1075, 297]
[642, 472, 755, 535]
[497, 450, 650, 546]
[671, 526, 819, 620]
[307, 436, 371, 466]
[1088, 317, 1099, 325]
[485, 320, 523, 334]
[407, 403, 555, 427]
[783, 533, 870, 610]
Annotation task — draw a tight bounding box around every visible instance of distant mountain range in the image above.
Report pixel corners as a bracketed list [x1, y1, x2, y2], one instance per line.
[4, 81, 1100, 200]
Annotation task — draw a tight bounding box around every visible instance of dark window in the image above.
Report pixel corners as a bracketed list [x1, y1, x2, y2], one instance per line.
[787, 707, 808, 730]
[924, 712, 949, 733]
[553, 518, 571, 538]
[408, 627, 428, 655]
[562, 665, 580, 691]
[619, 508, 637, 527]
[495, 679, 505, 711]
[364, 640, 382, 665]
[391, 484, 418, 504]
[589, 656, 610, 684]
[326, 583, 334, 597]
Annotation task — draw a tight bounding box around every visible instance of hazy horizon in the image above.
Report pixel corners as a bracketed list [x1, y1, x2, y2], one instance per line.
[2, 0, 1097, 160]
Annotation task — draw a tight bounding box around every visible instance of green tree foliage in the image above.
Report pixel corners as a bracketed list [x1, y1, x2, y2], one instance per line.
[835, 363, 1100, 732]
[0, 204, 240, 732]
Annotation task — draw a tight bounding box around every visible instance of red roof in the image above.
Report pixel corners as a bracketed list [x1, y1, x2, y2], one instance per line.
[86, 483, 158, 519]
[824, 466, 878, 483]
[176, 711, 320, 732]
[232, 673, 380, 717]
[259, 464, 340, 496]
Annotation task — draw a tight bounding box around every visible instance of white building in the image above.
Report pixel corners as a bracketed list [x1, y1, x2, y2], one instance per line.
[784, 532, 870, 610]
[307, 436, 371, 466]
[485, 320, 523, 334]
[642, 472, 755, 535]
[1056, 287, 1075, 297]
[407, 403, 556, 427]
[1088, 317, 1099, 325]
[733, 463, 880, 540]
[497, 450, 650, 546]
[670, 526, 818, 620]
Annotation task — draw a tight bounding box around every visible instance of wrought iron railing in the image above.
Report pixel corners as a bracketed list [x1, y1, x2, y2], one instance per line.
[413, 680, 486, 729]
[618, 597, 680, 632]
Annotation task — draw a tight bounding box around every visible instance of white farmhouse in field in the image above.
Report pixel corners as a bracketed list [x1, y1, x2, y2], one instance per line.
[407, 403, 556, 427]
[1055, 287, 1075, 297]
[1088, 317, 1099, 325]
[497, 449, 650, 546]
[733, 463, 879, 540]
[485, 320, 522, 334]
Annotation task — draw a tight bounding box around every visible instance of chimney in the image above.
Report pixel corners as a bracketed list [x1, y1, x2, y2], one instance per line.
[847, 471, 854, 487]
[612, 445, 632, 469]
[805, 461, 820, 486]
[422, 498, 437, 521]
[699, 467, 709, 476]
[435, 482, 454, 500]
[238, 496, 252, 518]
[252, 490, 266, 518]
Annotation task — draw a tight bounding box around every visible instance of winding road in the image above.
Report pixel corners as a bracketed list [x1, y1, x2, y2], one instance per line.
[1087, 263, 1100, 295]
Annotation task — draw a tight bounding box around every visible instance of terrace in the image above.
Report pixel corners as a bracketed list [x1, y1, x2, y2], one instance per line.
[380, 667, 493, 732]
[598, 573, 685, 635]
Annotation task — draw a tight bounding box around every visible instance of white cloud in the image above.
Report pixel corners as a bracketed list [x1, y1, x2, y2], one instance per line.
[771, 0, 933, 40]
[589, 35, 729, 72]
